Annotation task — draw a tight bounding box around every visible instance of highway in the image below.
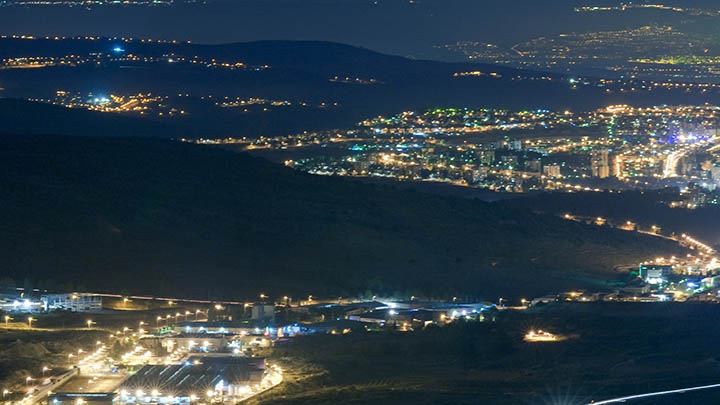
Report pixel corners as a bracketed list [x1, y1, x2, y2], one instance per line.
[21, 369, 78, 405]
[588, 382, 720, 404]
[662, 136, 718, 178]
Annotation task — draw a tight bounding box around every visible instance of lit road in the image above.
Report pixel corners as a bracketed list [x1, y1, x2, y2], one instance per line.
[20, 370, 77, 405]
[233, 364, 283, 402]
[588, 382, 720, 404]
[662, 136, 718, 178]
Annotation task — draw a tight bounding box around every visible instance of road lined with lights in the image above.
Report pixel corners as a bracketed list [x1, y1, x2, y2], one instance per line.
[663, 136, 718, 178]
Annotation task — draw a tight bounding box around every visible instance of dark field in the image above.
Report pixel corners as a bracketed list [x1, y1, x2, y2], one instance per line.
[252, 303, 720, 404]
[507, 191, 720, 246]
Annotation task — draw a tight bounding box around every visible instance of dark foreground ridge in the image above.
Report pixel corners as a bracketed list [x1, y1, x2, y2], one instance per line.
[0, 135, 680, 299]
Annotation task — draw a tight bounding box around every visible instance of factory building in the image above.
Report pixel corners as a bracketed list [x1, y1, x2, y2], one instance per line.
[42, 293, 103, 312]
[117, 356, 266, 404]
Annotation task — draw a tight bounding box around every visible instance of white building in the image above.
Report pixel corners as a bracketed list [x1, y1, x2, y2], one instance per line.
[543, 165, 562, 178]
[42, 293, 103, 312]
[251, 304, 275, 321]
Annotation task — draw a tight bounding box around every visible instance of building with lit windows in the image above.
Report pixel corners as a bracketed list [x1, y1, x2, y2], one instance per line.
[639, 264, 673, 284]
[42, 293, 103, 312]
[591, 148, 611, 178]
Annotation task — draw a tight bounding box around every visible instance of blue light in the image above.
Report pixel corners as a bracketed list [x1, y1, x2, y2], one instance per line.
[112, 46, 125, 53]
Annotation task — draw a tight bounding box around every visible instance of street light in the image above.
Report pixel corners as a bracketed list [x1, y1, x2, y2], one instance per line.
[27, 316, 34, 328]
[156, 316, 162, 326]
[25, 377, 32, 386]
[4, 315, 12, 325]
[42, 366, 50, 377]
[3, 389, 9, 398]
[86, 320, 93, 329]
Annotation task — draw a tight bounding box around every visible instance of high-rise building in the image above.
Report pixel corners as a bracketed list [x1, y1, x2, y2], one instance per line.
[543, 164, 561, 178]
[591, 149, 610, 178]
[477, 149, 495, 166]
[712, 166, 720, 185]
[251, 304, 275, 321]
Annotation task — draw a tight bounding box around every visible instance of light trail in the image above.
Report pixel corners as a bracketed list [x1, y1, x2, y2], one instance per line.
[588, 382, 720, 404]
[62, 291, 247, 305]
[663, 146, 688, 178]
[663, 136, 718, 178]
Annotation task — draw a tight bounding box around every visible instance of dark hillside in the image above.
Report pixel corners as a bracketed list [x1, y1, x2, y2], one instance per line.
[0, 99, 180, 137]
[0, 136, 681, 300]
[507, 191, 720, 247]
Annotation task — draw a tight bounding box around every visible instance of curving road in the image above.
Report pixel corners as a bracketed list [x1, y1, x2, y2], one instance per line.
[663, 136, 718, 178]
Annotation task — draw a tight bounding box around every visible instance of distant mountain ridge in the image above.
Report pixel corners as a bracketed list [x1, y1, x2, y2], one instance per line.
[0, 38, 533, 78]
[4, 38, 720, 137]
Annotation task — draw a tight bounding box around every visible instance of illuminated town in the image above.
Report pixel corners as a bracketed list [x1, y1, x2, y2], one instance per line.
[9, 0, 720, 403]
[189, 105, 720, 208]
[443, 24, 720, 83]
